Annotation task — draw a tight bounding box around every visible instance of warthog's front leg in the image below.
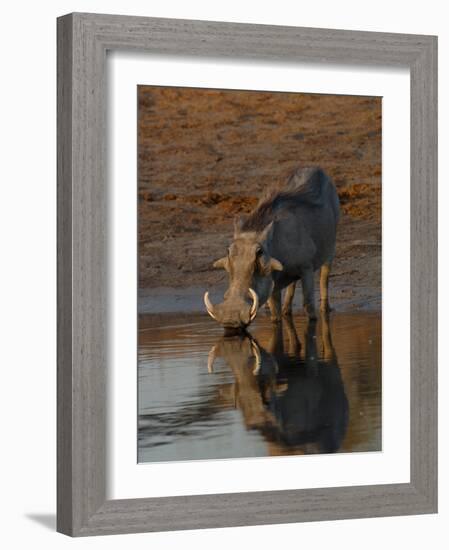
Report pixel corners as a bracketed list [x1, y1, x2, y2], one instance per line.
[268, 287, 282, 323]
[281, 281, 296, 317]
[319, 260, 333, 313]
[301, 267, 317, 320]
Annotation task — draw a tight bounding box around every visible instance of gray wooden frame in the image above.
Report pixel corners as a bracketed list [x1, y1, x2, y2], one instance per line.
[57, 12, 437, 537]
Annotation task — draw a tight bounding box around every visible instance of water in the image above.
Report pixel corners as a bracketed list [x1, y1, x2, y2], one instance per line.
[138, 312, 381, 463]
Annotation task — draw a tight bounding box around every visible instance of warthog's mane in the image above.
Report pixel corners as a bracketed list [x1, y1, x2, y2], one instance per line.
[241, 166, 328, 232]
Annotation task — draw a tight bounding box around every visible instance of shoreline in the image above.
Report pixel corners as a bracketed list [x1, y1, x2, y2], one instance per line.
[138, 284, 381, 315]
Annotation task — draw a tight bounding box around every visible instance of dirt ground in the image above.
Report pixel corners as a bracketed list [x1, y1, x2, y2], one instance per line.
[138, 86, 381, 312]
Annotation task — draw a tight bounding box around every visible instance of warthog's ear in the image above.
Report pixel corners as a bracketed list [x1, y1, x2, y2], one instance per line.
[269, 258, 283, 272]
[213, 256, 229, 271]
[257, 255, 283, 275]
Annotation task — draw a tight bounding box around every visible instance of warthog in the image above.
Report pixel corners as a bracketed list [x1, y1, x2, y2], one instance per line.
[204, 167, 340, 330]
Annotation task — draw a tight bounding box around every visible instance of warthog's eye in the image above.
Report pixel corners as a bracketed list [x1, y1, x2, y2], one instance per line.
[256, 247, 263, 257]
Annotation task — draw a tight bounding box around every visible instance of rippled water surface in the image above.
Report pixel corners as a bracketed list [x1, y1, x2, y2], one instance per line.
[138, 312, 381, 463]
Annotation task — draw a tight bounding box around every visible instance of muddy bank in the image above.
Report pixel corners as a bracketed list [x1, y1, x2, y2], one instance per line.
[138, 87, 381, 309]
[138, 282, 380, 315]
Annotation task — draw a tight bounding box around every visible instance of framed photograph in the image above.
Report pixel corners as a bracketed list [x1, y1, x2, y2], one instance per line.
[57, 13, 437, 536]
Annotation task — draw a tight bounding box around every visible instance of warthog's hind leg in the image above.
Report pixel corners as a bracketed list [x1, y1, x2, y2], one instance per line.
[282, 281, 296, 317]
[320, 260, 333, 313]
[301, 267, 317, 320]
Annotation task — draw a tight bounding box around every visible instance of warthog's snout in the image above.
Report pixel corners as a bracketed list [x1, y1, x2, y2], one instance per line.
[204, 288, 259, 330]
[219, 307, 251, 330]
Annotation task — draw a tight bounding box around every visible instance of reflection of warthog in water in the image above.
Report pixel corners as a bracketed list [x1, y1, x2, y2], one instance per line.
[204, 167, 340, 331]
[208, 314, 349, 454]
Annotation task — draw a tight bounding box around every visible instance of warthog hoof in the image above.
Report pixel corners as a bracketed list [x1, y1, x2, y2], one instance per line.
[320, 301, 333, 313]
[270, 315, 282, 324]
[304, 304, 317, 320]
[281, 307, 293, 318]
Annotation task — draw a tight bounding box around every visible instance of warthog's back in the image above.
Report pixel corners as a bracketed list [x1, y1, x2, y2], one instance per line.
[241, 166, 339, 234]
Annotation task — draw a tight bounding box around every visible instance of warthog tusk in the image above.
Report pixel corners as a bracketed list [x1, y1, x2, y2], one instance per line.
[248, 288, 259, 321]
[204, 291, 218, 321]
[250, 339, 262, 374]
